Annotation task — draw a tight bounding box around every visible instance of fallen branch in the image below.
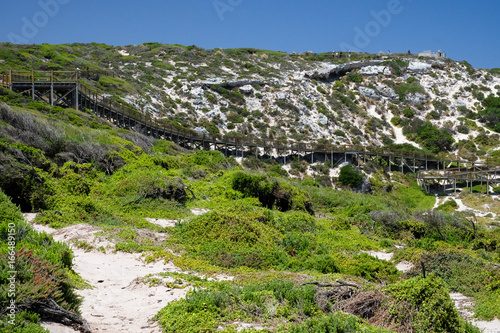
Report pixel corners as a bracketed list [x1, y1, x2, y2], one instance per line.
[302, 280, 360, 289]
[27, 298, 92, 333]
[184, 185, 197, 200]
[336, 279, 361, 289]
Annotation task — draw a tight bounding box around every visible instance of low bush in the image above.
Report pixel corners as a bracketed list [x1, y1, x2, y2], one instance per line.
[339, 165, 362, 188]
[0, 189, 82, 331]
[232, 172, 313, 214]
[385, 275, 470, 333]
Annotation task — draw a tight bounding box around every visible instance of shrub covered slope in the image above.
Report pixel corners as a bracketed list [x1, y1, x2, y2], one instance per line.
[0, 46, 499, 332]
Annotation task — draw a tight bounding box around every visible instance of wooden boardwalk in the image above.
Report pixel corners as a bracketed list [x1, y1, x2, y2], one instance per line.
[3, 70, 499, 194]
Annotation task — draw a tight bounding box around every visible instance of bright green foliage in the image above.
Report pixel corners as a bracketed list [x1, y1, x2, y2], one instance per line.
[154, 279, 322, 333]
[405, 251, 500, 320]
[232, 172, 313, 214]
[339, 165, 362, 188]
[478, 94, 500, 132]
[385, 275, 467, 333]
[402, 108, 414, 118]
[390, 116, 401, 126]
[346, 72, 363, 82]
[436, 200, 458, 213]
[289, 312, 395, 333]
[395, 81, 424, 101]
[0, 189, 82, 332]
[415, 121, 454, 153]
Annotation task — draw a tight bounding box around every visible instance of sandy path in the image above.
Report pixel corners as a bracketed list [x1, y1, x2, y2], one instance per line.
[364, 249, 499, 331]
[25, 214, 188, 333]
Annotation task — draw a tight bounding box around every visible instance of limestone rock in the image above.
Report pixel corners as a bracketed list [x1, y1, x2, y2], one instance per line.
[408, 62, 432, 72]
[276, 92, 287, 100]
[360, 66, 391, 76]
[190, 87, 204, 98]
[193, 127, 210, 136]
[239, 85, 254, 95]
[318, 113, 328, 125]
[376, 85, 398, 100]
[359, 87, 380, 100]
[406, 92, 428, 104]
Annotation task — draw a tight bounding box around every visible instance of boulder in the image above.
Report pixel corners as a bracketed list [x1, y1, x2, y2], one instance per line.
[406, 92, 428, 104]
[276, 92, 287, 100]
[359, 87, 380, 100]
[240, 85, 254, 95]
[193, 127, 210, 136]
[191, 87, 204, 98]
[318, 113, 328, 125]
[376, 85, 398, 100]
[358, 178, 372, 194]
[360, 66, 391, 76]
[408, 62, 432, 72]
[271, 78, 282, 86]
[193, 99, 204, 105]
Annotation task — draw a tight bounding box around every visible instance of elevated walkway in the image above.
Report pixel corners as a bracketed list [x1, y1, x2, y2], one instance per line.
[3, 70, 500, 195]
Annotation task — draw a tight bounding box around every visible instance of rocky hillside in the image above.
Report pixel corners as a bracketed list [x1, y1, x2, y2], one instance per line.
[1, 43, 500, 161]
[1, 43, 500, 333]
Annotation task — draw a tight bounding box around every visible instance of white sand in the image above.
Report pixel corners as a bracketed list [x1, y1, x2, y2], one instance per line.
[395, 261, 414, 273]
[363, 250, 394, 261]
[145, 217, 178, 228]
[26, 215, 189, 333]
[450, 292, 500, 332]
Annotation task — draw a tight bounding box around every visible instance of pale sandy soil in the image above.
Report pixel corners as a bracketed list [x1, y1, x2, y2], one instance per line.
[450, 292, 500, 333]
[25, 214, 189, 333]
[364, 248, 499, 331]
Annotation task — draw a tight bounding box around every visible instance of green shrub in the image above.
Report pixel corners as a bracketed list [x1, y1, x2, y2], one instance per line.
[385, 275, 464, 333]
[0, 189, 82, 331]
[391, 116, 401, 126]
[346, 72, 363, 83]
[402, 108, 414, 118]
[231, 172, 313, 214]
[415, 121, 454, 153]
[478, 94, 500, 132]
[339, 165, 362, 188]
[289, 312, 394, 333]
[436, 200, 458, 213]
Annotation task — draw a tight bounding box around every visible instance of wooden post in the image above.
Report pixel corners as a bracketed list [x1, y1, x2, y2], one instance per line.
[31, 70, 35, 101]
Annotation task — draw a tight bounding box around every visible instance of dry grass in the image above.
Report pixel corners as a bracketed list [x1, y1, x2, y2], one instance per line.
[461, 193, 500, 215]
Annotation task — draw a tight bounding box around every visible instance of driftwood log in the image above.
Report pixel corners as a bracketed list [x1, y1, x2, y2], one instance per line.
[27, 298, 91, 333]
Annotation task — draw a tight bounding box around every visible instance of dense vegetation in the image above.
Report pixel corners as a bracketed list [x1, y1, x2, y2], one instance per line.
[0, 43, 499, 332]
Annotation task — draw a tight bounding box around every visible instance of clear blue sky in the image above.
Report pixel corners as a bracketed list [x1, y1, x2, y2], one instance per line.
[1, 0, 499, 69]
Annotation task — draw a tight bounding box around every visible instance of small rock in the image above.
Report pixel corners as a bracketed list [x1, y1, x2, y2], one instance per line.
[408, 61, 432, 72]
[276, 92, 287, 100]
[239, 85, 254, 95]
[318, 113, 328, 125]
[359, 87, 380, 100]
[406, 92, 428, 104]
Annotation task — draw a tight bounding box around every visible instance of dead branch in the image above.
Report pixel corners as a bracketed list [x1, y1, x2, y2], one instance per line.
[27, 298, 91, 333]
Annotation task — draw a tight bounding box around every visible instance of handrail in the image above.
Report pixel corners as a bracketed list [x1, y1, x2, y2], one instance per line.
[5, 70, 500, 169]
[78, 82, 500, 168]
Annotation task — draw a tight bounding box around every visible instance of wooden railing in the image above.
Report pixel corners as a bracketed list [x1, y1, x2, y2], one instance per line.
[3, 70, 500, 169]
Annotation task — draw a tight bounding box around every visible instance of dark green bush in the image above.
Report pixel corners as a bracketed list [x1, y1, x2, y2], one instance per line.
[402, 108, 414, 118]
[346, 72, 363, 83]
[232, 172, 313, 214]
[385, 275, 465, 333]
[339, 165, 362, 188]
